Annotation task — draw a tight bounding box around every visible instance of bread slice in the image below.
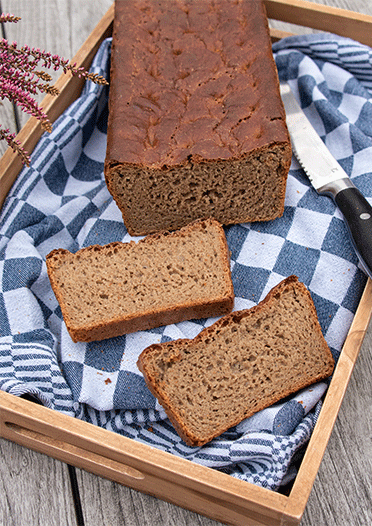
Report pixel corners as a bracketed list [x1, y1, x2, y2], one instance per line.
[46, 218, 234, 343]
[104, 0, 291, 236]
[137, 276, 335, 446]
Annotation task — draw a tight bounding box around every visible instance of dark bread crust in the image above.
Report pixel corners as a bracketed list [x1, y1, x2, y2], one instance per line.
[137, 276, 335, 446]
[104, 0, 291, 235]
[46, 218, 234, 342]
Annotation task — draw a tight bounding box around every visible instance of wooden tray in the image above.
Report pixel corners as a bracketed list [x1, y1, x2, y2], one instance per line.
[1, 2, 372, 525]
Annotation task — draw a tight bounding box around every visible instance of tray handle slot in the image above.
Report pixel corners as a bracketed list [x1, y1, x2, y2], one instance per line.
[3, 420, 145, 482]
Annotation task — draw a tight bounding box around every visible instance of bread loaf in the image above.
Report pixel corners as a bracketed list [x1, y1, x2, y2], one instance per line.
[137, 276, 335, 446]
[104, 0, 291, 236]
[46, 218, 234, 343]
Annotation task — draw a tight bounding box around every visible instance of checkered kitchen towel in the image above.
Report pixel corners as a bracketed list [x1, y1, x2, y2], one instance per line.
[1, 33, 372, 490]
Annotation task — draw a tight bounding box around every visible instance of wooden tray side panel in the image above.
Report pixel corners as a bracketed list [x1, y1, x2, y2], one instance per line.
[288, 278, 372, 512]
[0, 391, 292, 526]
[265, 0, 372, 47]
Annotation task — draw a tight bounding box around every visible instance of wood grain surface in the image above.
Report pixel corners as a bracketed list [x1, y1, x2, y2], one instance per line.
[0, 1, 371, 525]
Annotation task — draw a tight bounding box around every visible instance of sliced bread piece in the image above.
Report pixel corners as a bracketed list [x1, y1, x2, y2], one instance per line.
[137, 276, 335, 446]
[46, 218, 234, 343]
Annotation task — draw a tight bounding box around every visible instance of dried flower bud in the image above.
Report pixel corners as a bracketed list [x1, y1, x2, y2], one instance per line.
[0, 14, 21, 24]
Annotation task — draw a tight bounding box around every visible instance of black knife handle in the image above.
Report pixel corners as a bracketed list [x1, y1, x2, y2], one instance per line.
[335, 186, 372, 279]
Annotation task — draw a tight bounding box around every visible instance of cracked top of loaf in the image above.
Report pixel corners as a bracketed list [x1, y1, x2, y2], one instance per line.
[106, 0, 289, 170]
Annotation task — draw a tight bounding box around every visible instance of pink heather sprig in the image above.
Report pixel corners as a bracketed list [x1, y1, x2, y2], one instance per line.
[0, 63, 59, 97]
[0, 80, 52, 132]
[0, 127, 30, 165]
[0, 14, 21, 24]
[26, 47, 108, 84]
[0, 14, 108, 166]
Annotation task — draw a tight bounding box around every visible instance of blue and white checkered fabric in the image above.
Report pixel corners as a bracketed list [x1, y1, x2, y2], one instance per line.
[1, 33, 372, 490]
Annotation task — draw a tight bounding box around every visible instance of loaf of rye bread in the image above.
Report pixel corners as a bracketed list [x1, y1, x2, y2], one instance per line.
[104, 0, 292, 236]
[137, 276, 335, 446]
[46, 218, 234, 343]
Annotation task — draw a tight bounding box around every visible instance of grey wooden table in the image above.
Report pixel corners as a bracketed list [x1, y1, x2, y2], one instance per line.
[0, 1, 371, 525]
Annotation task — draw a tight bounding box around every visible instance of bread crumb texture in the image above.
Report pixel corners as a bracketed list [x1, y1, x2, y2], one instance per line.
[137, 276, 335, 446]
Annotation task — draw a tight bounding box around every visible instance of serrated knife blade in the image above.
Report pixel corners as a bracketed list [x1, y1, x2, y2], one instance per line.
[280, 81, 372, 279]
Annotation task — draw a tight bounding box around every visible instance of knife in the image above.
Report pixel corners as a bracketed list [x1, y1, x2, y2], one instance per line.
[280, 81, 372, 280]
